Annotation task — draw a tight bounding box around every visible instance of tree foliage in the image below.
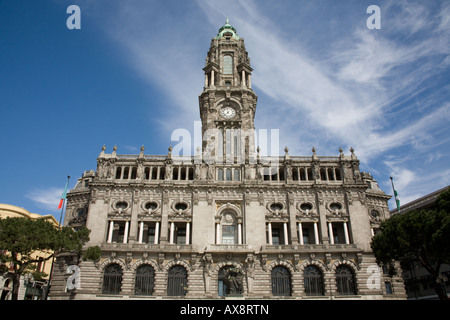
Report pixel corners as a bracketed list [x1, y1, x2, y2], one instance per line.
[0, 217, 90, 300]
[371, 188, 450, 300]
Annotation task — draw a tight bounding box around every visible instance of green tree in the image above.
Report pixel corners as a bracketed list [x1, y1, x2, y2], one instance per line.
[0, 217, 90, 300]
[371, 188, 450, 300]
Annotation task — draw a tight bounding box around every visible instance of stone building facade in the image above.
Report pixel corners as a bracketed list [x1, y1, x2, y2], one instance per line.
[49, 21, 406, 300]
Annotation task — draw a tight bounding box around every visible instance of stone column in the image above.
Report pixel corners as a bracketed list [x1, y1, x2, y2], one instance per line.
[328, 222, 334, 245]
[138, 221, 144, 244]
[123, 221, 129, 244]
[343, 222, 350, 244]
[314, 222, 320, 244]
[216, 222, 221, 244]
[186, 222, 190, 245]
[154, 221, 160, 244]
[267, 222, 272, 245]
[283, 222, 289, 245]
[298, 222, 304, 245]
[238, 222, 242, 245]
[169, 222, 175, 244]
[107, 220, 114, 243]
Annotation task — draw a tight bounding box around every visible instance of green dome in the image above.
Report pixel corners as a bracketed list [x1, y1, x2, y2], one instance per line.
[216, 18, 240, 40]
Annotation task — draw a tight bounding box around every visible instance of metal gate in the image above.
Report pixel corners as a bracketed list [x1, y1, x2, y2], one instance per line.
[135, 265, 155, 295]
[271, 266, 291, 296]
[102, 264, 123, 294]
[167, 266, 187, 296]
[304, 265, 324, 296]
[336, 265, 357, 295]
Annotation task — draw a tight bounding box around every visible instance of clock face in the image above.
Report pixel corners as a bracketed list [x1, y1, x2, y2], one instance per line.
[220, 106, 236, 119]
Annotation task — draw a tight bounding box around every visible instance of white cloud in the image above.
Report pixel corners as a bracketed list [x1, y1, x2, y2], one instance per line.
[87, 0, 449, 204]
[26, 187, 62, 212]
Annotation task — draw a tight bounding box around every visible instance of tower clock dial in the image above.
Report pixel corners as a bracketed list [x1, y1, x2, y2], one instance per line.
[220, 106, 236, 119]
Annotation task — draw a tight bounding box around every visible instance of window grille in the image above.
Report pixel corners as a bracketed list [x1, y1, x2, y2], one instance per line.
[304, 265, 324, 296]
[167, 266, 187, 296]
[336, 265, 357, 295]
[135, 265, 155, 295]
[271, 266, 291, 296]
[102, 264, 122, 294]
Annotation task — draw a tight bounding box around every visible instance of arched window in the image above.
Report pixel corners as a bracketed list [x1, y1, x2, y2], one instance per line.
[223, 55, 233, 74]
[271, 266, 291, 296]
[218, 168, 224, 181]
[167, 265, 187, 296]
[304, 265, 324, 296]
[335, 265, 357, 295]
[102, 264, 123, 294]
[135, 265, 155, 295]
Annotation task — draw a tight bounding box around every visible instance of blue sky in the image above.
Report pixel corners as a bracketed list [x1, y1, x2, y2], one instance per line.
[1, 0, 449, 219]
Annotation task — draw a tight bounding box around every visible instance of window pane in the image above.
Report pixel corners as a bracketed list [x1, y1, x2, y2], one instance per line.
[176, 228, 186, 244]
[226, 169, 232, 181]
[272, 228, 280, 245]
[222, 225, 236, 244]
[223, 56, 233, 74]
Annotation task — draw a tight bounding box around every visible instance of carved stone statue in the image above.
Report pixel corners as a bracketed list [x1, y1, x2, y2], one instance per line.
[203, 254, 213, 293]
[224, 267, 244, 295]
[207, 163, 214, 180]
[245, 255, 255, 294]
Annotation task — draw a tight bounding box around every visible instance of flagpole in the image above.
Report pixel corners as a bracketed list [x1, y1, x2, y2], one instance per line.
[390, 176, 400, 213]
[58, 175, 70, 229]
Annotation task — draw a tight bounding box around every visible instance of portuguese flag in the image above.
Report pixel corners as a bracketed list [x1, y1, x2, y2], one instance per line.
[57, 180, 69, 210]
[390, 177, 400, 213]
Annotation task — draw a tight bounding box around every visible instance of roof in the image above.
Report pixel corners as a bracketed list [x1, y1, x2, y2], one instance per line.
[389, 185, 450, 215]
[215, 18, 240, 40]
[0, 203, 59, 226]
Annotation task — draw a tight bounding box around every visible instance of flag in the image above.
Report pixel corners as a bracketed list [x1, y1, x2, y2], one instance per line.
[390, 177, 400, 213]
[57, 180, 69, 210]
[394, 188, 400, 212]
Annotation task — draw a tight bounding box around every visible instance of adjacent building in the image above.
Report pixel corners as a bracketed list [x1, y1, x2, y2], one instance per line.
[0, 204, 58, 300]
[49, 21, 406, 300]
[390, 186, 450, 299]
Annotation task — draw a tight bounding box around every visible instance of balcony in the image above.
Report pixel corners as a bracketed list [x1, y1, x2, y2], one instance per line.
[205, 244, 250, 252]
[101, 242, 195, 252]
[261, 243, 359, 253]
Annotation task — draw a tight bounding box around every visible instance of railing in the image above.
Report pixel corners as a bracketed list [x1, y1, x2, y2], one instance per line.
[261, 244, 358, 251]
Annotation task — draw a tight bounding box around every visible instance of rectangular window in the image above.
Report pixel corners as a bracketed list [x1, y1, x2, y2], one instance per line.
[333, 227, 339, 244]
[176, 227, 186, 244]
[302, 228, 310, 245]
[234, 169, 240, 181]
[272, 228, 281, 245]
[147, 227, 155, 244]
[222, 225, 236, 244]
[226, 169, 232, 181]
[385, 281, 393, 294]
[223, 55, 233, 74]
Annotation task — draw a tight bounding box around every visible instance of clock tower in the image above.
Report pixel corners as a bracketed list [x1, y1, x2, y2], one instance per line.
[199, 19, 258, 164]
